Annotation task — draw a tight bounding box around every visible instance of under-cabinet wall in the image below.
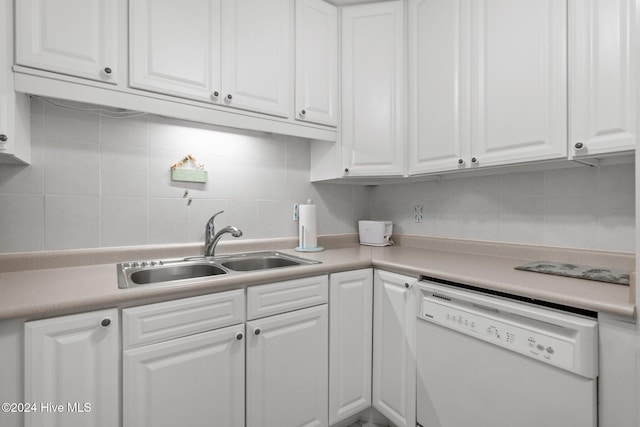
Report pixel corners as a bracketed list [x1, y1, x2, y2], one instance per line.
[0, 98, 369, 253]
[369, 162, 635, 252]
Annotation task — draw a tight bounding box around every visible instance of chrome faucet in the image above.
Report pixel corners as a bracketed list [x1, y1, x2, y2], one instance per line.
[204, 210, 243, 257]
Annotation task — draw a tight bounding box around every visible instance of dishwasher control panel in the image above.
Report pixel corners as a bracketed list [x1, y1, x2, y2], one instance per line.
[421, 297, 575, 370]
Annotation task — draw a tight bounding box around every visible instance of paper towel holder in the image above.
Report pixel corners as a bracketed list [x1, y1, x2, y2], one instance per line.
[295, 199, 324, 252]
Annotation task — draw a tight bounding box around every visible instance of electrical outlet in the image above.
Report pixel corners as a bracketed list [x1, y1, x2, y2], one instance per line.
[293, 203, 299, 221]
[413, 205, 424, 223]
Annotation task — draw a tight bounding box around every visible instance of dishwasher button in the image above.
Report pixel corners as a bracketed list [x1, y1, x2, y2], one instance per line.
[546, 347, 555, 354]
[537, 344, 545, 351]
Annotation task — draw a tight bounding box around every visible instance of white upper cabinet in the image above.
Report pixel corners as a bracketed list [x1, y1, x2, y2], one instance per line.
[129, 0, 222, 102]
[295, 0, 338, 127]
[221, 0, 292, 118]
[409, 0, 568, 175]
[130, 0, 292, 118]
[408, 0, 468, 174]
[469, 0, 567, 167]
[0, 0, 30, 164]
[16, 0, 119, 84]
[341, 1, 405, 177]
[569, 0, 636, 157]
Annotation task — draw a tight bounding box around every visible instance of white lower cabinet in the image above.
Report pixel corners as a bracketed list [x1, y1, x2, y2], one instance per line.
[123, 324, 245, 427]
[24, 309, 119, 427]
[246, 304, 329, 427]
[122, 290, 246, 427]
[329, 268, 373, 425]
[372, 270, 417, 427]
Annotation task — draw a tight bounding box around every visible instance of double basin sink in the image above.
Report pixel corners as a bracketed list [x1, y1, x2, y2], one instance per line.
[117, 251, 321, 289]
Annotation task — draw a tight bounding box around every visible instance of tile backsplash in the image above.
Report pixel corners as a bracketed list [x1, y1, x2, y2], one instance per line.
[369, 163, 635, 252]
[0, 98, 368, 253]
[0, 97, 634, 254]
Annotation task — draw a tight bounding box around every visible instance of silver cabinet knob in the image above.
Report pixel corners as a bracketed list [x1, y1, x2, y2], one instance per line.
[253, 327, 261, 336]
[300, 109, 306, 117]
[458, 158, 464, 165]
[226, 94, 233, 101]
[100, 318, 111, 327]
[574, 142, 585, 150]
[404, 282, 411, 289]
[236, 332, 244, 341]
[471, 157, 478, 164]
[0, 134, 7, 142]
[103, 67, 112, 75]
[344, 168, 349, 174]
[212, 91, 219, 98]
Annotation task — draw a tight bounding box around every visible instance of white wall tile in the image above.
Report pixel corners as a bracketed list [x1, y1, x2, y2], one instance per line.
[44, 196, 99, 250]
[0, 138, 44, 195]
[257, 161, 287, 200]
[225, 200, 259, 239]
[226, 161, 257, 200]
[44, 141, 100, 196]
[257, 200, 288, 238]
[148, 198, 189, 244]
[44, 102, 100, 145]
[101, 197, 149, 247]
[0, 195, 44, 252]
[0, 97, 633, 253]
[101, 146, 148, 197]
[101, 115, 148, 149]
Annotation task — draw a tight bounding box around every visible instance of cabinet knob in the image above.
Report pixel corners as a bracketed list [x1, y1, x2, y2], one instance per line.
[226, 94, 233, 101]
[344, 168, 349, 174]
[212, 91, 219, 98]
[458, 158, 464, 165]
[404, 282, 411, 289]
[103, 67, 112, 75]
[236, 332, 244, 341]
[574, 142, 585, 150]
[471, 157, 478, 164]
[0, 134, 7, 142]
[300, 109, 306, 117]
[100, 318, 111, 327]
[253, 327, 261, 336]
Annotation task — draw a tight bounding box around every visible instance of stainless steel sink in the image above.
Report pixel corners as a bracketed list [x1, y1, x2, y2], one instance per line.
[117, 251, 320, 288]
[218, 251, 320, 272]
[129, 262, 227, 285]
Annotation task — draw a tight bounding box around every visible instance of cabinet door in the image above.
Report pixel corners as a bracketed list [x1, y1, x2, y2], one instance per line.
[372, 270, 416, 427]
[570, 0, 636, 157]
[15, 0, 119, 84]
[0, 0, 30, 164]
[246, 305, 328, 427]
[123, 324, 245, 427]
[295, 0, 338, 127]
[221, 0, 292, 118]
[129, 0, 222, 103]
[341, 1, 405, 177]
[329, 269, 373, 425]
[469, 0, 567, 167]
[24, 309, 119, 427]
[408, 0, 470, 174]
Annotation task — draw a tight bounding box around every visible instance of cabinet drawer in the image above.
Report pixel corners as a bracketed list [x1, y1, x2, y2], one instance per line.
[247, 275, 328, 320]
[123, 290, 245, 349]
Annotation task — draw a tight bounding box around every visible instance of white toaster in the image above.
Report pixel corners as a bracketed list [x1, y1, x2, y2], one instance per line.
[358, 220, 393, 246]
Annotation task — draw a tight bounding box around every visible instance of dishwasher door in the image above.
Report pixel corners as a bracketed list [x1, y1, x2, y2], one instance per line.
[416, 282, 597, 427]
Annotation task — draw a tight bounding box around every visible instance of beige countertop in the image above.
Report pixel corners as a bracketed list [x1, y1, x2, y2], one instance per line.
[0, 236, 635, 320]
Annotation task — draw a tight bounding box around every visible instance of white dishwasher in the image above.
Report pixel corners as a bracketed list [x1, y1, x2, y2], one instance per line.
[416, 279, 598, 427]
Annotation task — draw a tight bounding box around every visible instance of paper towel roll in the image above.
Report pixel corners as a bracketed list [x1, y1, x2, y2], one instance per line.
[298, 201, 317, 249]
